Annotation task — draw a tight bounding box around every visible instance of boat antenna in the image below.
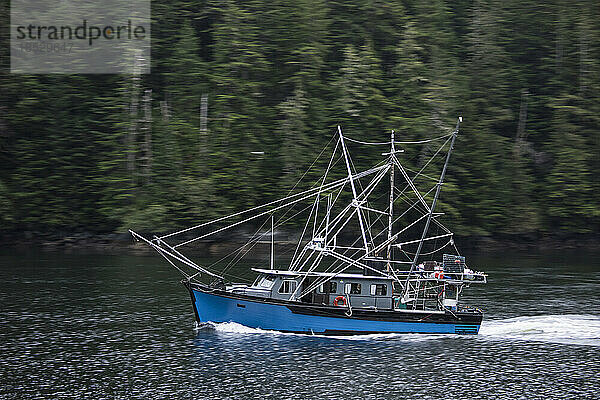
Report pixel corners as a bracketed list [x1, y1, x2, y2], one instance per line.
[270, 214, 274, 270]
[387, 130, 395, 272]
[403, 117, 462, 296]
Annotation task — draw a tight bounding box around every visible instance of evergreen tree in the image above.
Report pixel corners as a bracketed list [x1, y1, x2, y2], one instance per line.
[0, 0, 599, 241]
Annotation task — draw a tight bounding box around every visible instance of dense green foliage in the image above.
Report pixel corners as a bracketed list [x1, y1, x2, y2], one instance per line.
[1, 0, 599, 240]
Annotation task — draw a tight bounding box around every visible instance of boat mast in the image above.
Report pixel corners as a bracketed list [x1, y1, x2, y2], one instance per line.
[403, 117, 462, 294]
[325, 193, 332, 246]
[387, 130, 395, 271]
[270, 214, 274, 269]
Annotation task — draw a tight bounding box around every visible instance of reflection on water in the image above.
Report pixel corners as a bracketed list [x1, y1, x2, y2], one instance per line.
[0, 249, 599, 399]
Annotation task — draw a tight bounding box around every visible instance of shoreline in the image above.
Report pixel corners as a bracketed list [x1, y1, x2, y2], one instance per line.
[2, 230, 600, 254]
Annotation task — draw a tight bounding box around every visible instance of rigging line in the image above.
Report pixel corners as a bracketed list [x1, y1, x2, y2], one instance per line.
[404, 120, 461, 294]
[248, 245, 314, 276]
[394, 135, 452, 200]
[173, 166, 388, 248]
[258, 135, 338, 255]
[312, 158, 388, 236]
[290, 184, 346, 272]
[290, 200, 320, 270]
[408, 141, 452, 180]
[396, 233, 453, 247]
[338, 126, 369, 252]
[401, 166, 438, 182]
[304, 211, 393, 289]
[343, 136, 391, 145]
[318, 168, 389, 248]
[348, 154, 375, 246]
[218, 217, 271, 271]
[314, 162, 389, 239]
[151, 240, 260, 286]
[221, 234, 272, 277]
[291, 177, 347, 270]
[221, 202, 315, 276]
[228, 175, 326, 273]
[267, 143, 343, 264]
[208, 202, 282, 275]
[205, 218, 272, 275]
[214, 182, 320, 278]
[301, 202, 379, 277]
[290, 246, 309, 272]
[285, 153, 345, 268]
[300, 250, 394, 298]
[292, 185, 350, 271]
[368, 214, 430, 258]
[393, 155, 431, 213]
[326, 224, 402, 286]
[283, 201, 330, 268]
[289, 252, 324, 301]
[280, 134, 338, 204]
[217, 268, 255, 283]
[291, 249, 317, 274]
[153, 236, 206, 277]
[130, 230, 223, 279]
[159, 135, 337, 241]
[155, 245, 190, 279]
[392, 168, 454, 238]
[300, 203, 429, 297]
[311, 138, 341, 242]
[334, 178, 426, 262]
[394, 132, 453, 144]
[395, 187, 452, 235]
[348, 154, 376, 246]
[368, 187, 438, 252]
[226, 231, 273, 272]
[179, 241, 250, 282]
[294, 165, 444, 297]
[298, 256, 355, 297]
[313, 181, 346, 235]
[452, 238, 461, 256]
[395, 204, 450, 242]
[357, 189, 390, 235]
[399, 239, 453, 256]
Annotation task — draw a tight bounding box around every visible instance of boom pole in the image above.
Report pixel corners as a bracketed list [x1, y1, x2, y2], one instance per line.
[338, 125, 370, 253]
[403, 117, 462, 296]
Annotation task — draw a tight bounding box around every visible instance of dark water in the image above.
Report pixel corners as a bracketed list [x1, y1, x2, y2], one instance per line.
[1, 249, 599, 399]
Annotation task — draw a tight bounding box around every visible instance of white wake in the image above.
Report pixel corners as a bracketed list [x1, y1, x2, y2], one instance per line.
[198, 322, 456, 342]
[197, 321, 292, 336]
[479, 314, 600, 346]
[197, 314, 600, 346]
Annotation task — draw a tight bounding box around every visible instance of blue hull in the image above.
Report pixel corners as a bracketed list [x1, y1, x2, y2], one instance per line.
[188, 285, 481, 335]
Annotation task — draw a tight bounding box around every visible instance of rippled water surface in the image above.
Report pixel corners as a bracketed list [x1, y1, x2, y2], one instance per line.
[1, 249, 599, 399]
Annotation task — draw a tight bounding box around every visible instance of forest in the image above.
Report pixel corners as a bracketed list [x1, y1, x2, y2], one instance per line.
[0, 0, 599, 245]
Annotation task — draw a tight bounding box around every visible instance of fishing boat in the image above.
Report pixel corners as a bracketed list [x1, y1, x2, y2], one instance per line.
[130, 117, 487, 335]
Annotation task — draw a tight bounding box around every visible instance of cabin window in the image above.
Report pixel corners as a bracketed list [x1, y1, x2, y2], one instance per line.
[370, 284, 387, 296]
[278, 280, 297, 294]
[345, 282, 361, 294]
[320, 281, 337, 294]
[257, 275, 275, 288]
[329, 281, 337, 293]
